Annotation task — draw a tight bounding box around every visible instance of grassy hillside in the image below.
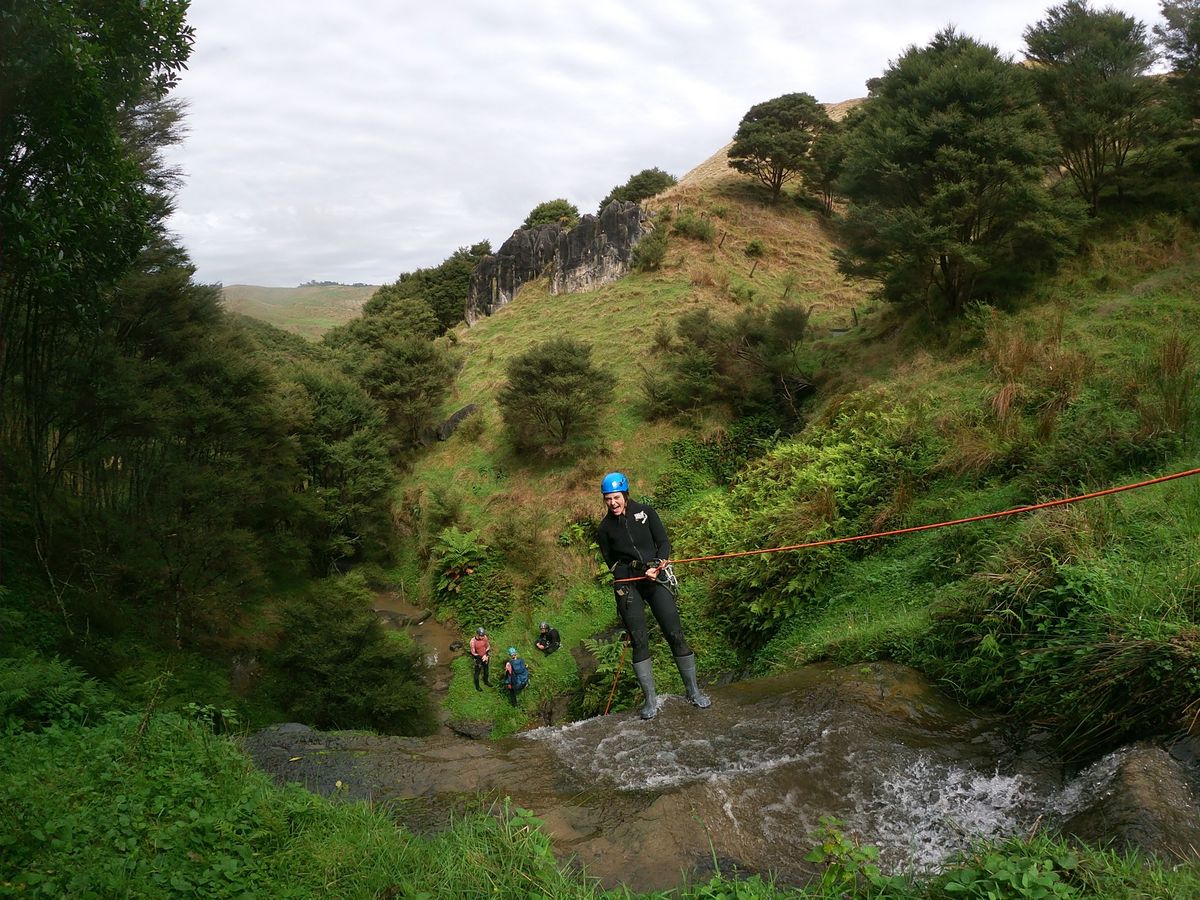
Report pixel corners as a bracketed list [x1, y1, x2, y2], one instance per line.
[395, 146, 1200, 757]
[415, 147, 871, 525]
[221, 283, 378, 338]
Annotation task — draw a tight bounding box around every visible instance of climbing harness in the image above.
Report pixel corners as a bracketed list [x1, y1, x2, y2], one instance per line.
[612, 466, 1200, 583]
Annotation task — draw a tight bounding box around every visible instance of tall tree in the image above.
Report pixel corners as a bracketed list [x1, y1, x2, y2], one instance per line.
[807, 119, 849, 215]
[1155, 0, 1200, 115]
[1024, 0, 1170, 213]
[497, 338, 614, 454]
[729, 93, 832, 201]
[0, 0, 193, 593]
[836, 29, 1081, 317]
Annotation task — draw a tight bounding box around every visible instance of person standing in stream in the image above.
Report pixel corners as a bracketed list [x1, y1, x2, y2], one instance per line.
[595, 471, 711, 719]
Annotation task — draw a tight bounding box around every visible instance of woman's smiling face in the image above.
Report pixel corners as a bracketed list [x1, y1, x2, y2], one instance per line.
[604, 491, 626, 516]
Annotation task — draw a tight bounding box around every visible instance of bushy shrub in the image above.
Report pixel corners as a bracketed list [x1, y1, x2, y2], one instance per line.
[632, 227, 668, 271]
[671, 210, 716, 242]
[685, 389, 941, 647]
[432, 528, 512, 630]
[262, 574, 434, 734]
[522, 198, 579, 229]
[913, 488, 1200, 760]
[641, 304, 814, 421]
[598, 167, 677, 212]
[497, 338, 615, 455]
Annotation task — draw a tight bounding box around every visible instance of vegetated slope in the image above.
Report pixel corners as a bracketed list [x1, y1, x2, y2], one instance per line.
[221, 283, 378, 339]
[400, 141, 1200, 757]
[404, 150, 871, 535]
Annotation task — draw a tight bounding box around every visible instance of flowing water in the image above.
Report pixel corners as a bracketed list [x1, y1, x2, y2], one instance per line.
[246, 661, 1192, 893]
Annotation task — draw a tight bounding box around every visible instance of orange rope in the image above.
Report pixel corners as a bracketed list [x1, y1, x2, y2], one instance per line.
[613, 467, 1200, 582]
[602, 641, 629, 716]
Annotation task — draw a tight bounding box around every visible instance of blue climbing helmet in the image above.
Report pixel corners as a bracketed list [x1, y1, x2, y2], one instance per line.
[508, 646, 518, 657]
[601, 471, 628, 494]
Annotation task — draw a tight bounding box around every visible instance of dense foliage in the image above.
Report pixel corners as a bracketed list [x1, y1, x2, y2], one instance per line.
[835, 28, 1082, 316]
[730, 92, 833, 201]
[1024, 0, 1175, 214]
[642, 304, 813, 421]
[1156, 0, 1200, 116]
[598, 166, 678, 213]
[5, 2, 1200, 895]
[522, 198, 581, 229]
[497, 337, 615, 454]
[263, 575, 434, 733]
[0, 0, 431, 732]
[362, 242, 492, 333]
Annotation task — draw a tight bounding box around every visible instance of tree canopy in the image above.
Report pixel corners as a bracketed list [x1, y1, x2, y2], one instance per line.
[835, 28, 1082, 316]
[1155, 0, 1200, 116]
[598, 167, 677, 213]
[729, 92, 832, 201]
[1024, 0, 1171, 213]
[363, 242, 491, 333]
[497, 338, 614, 454]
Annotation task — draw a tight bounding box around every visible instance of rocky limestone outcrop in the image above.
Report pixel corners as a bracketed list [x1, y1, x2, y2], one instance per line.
[466, 199, 646, 324]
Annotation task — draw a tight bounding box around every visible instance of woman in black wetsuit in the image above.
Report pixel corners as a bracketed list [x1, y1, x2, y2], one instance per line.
[596, 471, 711, 719]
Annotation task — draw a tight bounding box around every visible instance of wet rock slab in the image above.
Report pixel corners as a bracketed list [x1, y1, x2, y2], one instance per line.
[1063, 743, 1200, 860]
[242, 663, 1200, 893]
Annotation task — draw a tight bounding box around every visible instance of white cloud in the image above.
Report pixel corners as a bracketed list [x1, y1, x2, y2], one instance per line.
[163, 0, 1167, 286]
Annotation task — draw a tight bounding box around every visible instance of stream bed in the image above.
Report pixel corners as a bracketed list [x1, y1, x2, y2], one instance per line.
[245, 661, 1200, 892]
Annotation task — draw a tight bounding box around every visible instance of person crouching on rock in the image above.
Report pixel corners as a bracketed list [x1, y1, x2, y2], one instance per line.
[502, 647, 529, 706]
[469, 627, 492, 691]
[596, 471, 711, 719]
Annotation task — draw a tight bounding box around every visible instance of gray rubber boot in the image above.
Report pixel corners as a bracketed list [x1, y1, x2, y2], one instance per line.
[675, 654, 711, 708]
[632, 658, 658, 720]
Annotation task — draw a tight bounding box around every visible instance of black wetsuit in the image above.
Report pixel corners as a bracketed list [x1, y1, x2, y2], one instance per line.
[537, 627, 561, 654]
[596, 498, 691, 664]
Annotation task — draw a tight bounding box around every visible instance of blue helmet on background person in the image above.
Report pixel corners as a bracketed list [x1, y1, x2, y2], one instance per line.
[508, 647, 518, 657]
[601, 472, 628, 494]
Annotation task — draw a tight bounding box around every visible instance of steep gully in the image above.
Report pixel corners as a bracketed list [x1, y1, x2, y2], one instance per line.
[244, 597, 1200, 893]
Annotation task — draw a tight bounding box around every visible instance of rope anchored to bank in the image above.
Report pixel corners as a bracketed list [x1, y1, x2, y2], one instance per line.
[613, 466, 1200, 584]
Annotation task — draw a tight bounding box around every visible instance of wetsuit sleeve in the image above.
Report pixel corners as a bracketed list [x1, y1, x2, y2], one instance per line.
[597, 521, 615, 569]
[647, 506, 672, 560]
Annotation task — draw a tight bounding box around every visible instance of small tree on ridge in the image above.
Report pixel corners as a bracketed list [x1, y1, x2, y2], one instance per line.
[729, 92, 832, 201]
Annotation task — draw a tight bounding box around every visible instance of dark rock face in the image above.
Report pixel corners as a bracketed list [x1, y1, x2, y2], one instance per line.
[447, 719, 492, 740]
[466, 200, 646, 324]
[417, 403, 480, 447]
[435, 403, 479, 441]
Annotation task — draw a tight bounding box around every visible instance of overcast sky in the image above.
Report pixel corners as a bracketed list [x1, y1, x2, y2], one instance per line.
[163, 0, 1168, 287]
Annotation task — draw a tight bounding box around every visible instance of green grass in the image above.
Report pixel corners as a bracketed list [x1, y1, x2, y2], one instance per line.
[397, 184, 1200, 761]
[221, 283, 378, 339]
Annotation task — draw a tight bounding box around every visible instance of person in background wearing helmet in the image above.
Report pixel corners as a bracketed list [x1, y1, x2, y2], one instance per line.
[469, 626, 492, 691]
[502, 646, 529, 706]
[535, 621, 561, 655]
[596, 471, 711, 719]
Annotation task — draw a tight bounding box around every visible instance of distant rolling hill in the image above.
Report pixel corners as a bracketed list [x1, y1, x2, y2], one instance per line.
[221, 283, 379, 339]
